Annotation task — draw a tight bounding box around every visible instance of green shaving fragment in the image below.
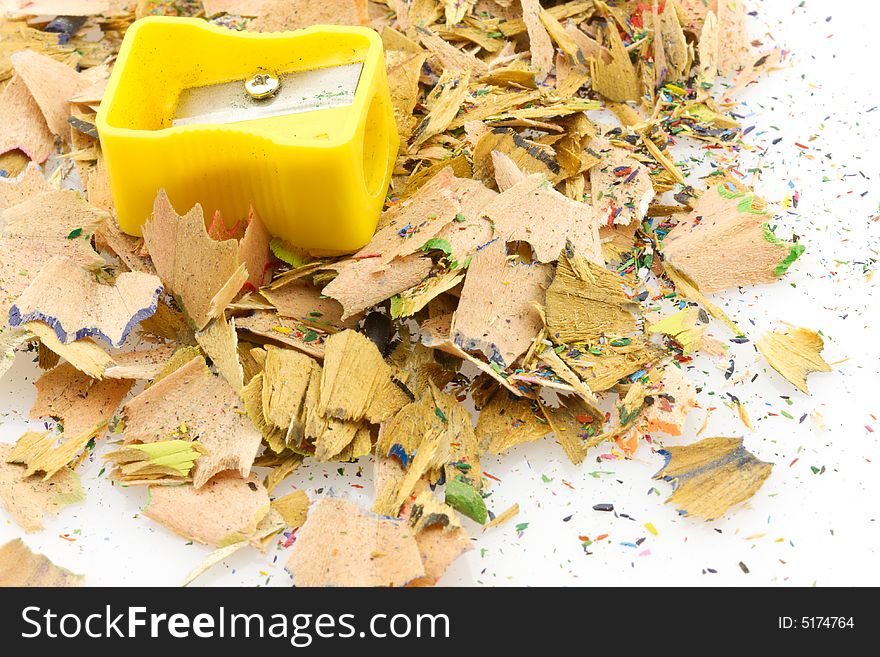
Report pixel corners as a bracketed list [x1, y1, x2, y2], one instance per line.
[683, 103, 739, 129]
[716, 183, 745, 199]
[269, 238, 309, 267]
[420, 237, 453, 257]
[389, 295, 404, 319]
[618, 404, 643, 426]
[774, 243, 805, 276]
[736, 195, 765, 215]
[445, 476, 487, 524]
[763, 224, 805, 276]
[127, 440, 205, 476]
[762, 223, 781, 245]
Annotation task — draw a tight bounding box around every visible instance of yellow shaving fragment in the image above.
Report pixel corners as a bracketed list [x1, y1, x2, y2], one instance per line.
[590, 23, 641, 102]
[663, 264, 741, 335]
[655, 437, 772, 521]
[262, 452, 303, 493]
[736, 400, 753, 431]
[7, 422, 107, 480]
[271, 490, 310, 529]
[476, 392, 549, 455]
[484, 503, 520, 531]
[24, 321, 114, 379]
[412, 69, 472, 148]
[545, 250, 638, 343]
[318, 329, 410, 424]
[756, 325, 832, 394]
[648, 307, 705, 353]
[104, 440, 206, 482]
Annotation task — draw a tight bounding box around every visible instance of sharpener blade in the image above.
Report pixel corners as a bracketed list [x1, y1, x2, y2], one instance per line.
[172, 62, 364, 127]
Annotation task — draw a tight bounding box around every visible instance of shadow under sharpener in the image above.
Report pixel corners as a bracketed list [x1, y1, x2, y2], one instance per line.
[96, 17, 398, 254]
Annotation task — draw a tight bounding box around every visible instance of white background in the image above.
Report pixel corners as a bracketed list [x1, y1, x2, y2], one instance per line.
[1, 0, 878, 586]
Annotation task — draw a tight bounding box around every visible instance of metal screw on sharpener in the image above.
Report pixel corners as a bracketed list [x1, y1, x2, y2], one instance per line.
[245, 71, 280, 100]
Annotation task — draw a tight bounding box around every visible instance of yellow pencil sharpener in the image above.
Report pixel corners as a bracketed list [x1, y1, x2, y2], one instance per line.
[96, 17, 398, 254]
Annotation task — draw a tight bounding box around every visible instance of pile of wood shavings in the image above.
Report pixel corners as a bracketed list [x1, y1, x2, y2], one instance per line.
[0, 0, 832, 587]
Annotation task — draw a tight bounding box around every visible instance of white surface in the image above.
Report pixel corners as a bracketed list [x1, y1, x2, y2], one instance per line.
[2, 1, 879, 587]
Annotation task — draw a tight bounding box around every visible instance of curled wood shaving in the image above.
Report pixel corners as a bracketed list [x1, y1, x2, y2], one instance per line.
[144, 472, 271, 547]
[271, 489, 310, 529]
[104, 439, 206, 485]
[374, 381, 476, 515]
[412, 69, 473, 148]
[451, 238, 551, 369]
[24, 320, 115, 379]
[408, 523, 471, 586]
[559, 336, 664, 392]
[11, 49, 88, 138]
[653, 0, 689, 84]
[589, 137, 655, 227]
[262, 452, 303, 493]
[486, 168, 602, 264]
[538, 395, 602, 465]
[9, 256, 162, 347]
[142, 190, 248, 331]
[235, 311, 327, 359]
[716, 0, 752, 75]
[238, 207, 273, 290]
[287, 496, 425, 587]
[262, 277, 355, 329]
[0, 162, 51, 210]
[386, 46, 428, 143]
[1, 190, 105, 320]
[0, 443, 83, 532]
[472, 128, 557, 187]
[661, 182, 802, 293]
[195, 312, 244, 392]
[7, 424, 107, 481]
[31, 360, 132, 439]
[521, 0, 554, 80]
[121, 355, 261, 488]
[0, 538, 83, 587]
[417, 26, 488, 77]
[261, 345, 315, 447]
